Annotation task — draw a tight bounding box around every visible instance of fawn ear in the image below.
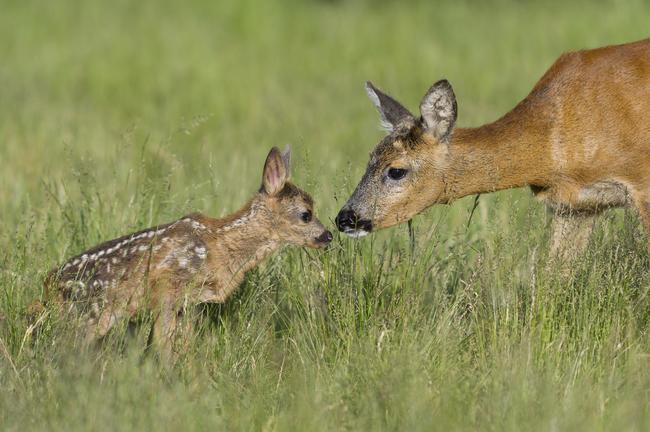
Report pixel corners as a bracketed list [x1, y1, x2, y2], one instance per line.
[419, 79, 457, 142]
[262, 147, 289, 196]
[365, 81, 414, 133]
[281, 144, 292, 178]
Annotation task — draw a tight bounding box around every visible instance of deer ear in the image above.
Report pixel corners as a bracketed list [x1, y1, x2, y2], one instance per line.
[365, 81, 414, 133]
[281, 144, 292, 178]
[262, 147, 288, 196]
[419, 80, 457, 142]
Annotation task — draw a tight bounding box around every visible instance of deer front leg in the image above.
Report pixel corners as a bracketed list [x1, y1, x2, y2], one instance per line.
[548, 211, 596, 269]
[632, 194, 650, 254]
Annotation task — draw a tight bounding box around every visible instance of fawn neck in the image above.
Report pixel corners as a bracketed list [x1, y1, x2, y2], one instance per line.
[205, 198, 281, 272]
[441, 102, 554, 200]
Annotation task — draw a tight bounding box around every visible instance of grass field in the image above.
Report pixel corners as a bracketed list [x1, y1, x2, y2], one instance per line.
[1, 0, 650, 430]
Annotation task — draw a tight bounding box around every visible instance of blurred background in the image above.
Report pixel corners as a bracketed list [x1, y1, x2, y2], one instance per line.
[1, 0, 650, 430]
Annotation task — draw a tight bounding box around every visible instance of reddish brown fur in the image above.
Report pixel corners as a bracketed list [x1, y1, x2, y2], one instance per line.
[339, 38, 650, 260]
[444, 39, 650, 206]
[45, 147, 331, 359]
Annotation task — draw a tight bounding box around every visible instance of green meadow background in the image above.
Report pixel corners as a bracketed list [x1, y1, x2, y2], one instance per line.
[1, 0, 649, 430]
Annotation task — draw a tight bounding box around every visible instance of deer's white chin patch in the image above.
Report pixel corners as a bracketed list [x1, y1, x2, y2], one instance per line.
[343, 229, 370, 238]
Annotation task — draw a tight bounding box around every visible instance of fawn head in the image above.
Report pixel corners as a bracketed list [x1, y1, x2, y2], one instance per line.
[336, 80, 458, 237]
[259, 146, 332, 248]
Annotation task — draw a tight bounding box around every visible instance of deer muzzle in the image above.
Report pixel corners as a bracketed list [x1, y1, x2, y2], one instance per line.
[335, 209, 373, 237]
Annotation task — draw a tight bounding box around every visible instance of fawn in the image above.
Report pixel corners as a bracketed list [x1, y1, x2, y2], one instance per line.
[44, 146, 332, 358]
[336, 38, 650, 262]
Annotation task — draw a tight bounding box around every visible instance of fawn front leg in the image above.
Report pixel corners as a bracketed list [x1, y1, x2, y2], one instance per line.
[152, 281, 195, 364]
[172, 307, 195, 359]
[151, 301, 179, 364]
[150, 299, 196, 364]
[84, 302, 125, 346]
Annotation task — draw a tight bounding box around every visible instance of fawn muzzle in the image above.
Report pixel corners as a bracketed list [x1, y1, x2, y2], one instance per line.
[314, 230, 333, 246]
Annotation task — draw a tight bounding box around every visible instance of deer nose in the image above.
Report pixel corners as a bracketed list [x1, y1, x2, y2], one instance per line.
[315, 230, 333, 244]
[335, 209, 356, 231]
[335, 209, 372, 233]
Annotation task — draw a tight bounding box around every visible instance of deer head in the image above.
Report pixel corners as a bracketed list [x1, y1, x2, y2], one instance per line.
[336, 80, 458, 237]
[258, 146, 333, 248]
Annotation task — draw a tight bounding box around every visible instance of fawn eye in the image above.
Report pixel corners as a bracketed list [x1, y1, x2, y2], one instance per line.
[300, 210, 312, 223]
[387, 167, 408, 180]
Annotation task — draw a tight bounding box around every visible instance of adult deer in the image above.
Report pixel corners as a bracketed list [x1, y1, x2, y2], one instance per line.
[44, 146, 332, 360]
[336, 38, 650, 261]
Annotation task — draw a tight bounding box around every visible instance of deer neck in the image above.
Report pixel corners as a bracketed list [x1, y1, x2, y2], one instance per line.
[441, 107, 553, 200]
[206, 199, 282, 273]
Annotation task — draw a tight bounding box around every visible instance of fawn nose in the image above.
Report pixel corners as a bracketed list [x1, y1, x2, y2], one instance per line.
[335, 209, 373, 233]
[315, 230, 333, 244]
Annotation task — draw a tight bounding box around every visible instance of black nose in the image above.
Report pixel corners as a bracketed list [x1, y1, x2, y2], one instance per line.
[316, 230, 333, 244]
[335, 209, 356, 231]
[335, 209, 373, 232]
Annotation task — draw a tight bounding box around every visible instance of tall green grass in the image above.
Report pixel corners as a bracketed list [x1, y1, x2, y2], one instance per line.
[1, 0, 649, 430]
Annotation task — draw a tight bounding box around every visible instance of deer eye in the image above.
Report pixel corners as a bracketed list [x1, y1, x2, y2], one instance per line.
[387, 167, 408, 180]
[300, 210, 312, 223]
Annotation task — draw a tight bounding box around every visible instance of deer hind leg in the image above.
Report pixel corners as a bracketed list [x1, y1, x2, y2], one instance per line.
[548, 212, 596, 268]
